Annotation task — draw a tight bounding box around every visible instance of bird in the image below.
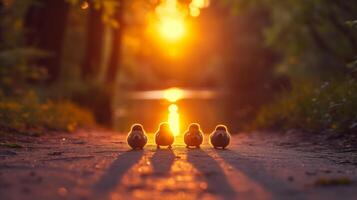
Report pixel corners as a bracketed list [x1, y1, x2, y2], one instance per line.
[155, 122, 174, 149]
[209, 125, 231, 149]
[127, 124, 147, 150]
[184, 123, 203, 148]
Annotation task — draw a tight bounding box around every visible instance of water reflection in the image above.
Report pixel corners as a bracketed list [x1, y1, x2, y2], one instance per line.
[168, 104, 180, 136]
[114, 87, 227, 133]
[164, 87, 184, 102]
[127, 87, 218, 100]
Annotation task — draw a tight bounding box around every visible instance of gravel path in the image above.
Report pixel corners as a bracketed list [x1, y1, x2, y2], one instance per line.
[0, 130, 356, 200]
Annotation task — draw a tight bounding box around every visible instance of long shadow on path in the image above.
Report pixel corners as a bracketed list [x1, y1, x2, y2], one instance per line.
[187, 148, 236, 200]
[151, 148, 175, 176]
[215, 149, 303, 199]
[93, 150, 144, 199]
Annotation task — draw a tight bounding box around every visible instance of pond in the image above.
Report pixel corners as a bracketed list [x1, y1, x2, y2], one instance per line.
[114, 87, 237, 134]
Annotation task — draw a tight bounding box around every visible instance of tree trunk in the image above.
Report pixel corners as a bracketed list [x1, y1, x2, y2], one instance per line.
[25, 0, 69, 82]
[82, 6, 104, 80]
[106, 0, 124, 84]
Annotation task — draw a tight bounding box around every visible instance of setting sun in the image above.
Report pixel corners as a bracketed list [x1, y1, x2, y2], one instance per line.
[164, 87, 184, 102]
[158, 18, 186, 41]
[153, 0, 187, 42]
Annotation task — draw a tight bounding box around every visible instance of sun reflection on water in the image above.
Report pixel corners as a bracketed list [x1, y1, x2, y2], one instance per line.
[163, 88, 182, 136]
[164, 87, 184, 103]
[168, 104, 180, 136]
[121, 87, 220, 134]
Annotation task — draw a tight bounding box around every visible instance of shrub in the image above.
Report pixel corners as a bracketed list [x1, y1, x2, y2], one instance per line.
[0, 91, 95, 135]
[253, 78, 357, 135]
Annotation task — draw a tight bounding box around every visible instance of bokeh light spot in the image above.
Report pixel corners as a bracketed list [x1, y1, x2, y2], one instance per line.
[80, 1, 89, 10]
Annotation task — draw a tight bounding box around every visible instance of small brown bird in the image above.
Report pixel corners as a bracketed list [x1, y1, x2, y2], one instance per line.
[184, 123, 203, 148]
[155, 122, 174, 149]
[209, 125, 231, 149]
[127, 124, 147, 150]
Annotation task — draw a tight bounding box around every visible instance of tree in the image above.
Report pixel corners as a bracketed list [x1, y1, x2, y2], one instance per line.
[25, 0, 69, 82]
[82, 5, 104, 80]
[106, 0, 124, 84]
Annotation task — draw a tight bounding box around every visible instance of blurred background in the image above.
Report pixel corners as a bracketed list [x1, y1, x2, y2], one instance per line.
[0, 0, 356, 135]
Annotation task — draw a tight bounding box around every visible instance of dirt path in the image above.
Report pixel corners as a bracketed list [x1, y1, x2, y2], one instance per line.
[0, 130, 356, 200]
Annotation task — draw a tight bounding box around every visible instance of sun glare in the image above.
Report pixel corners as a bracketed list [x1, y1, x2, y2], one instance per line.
[158, 18, 186, 41]
[164, 88, 184, 102]
[168, 104, 180, 136]
[147, 0, 210, 54]
[154, 0, 187, 42]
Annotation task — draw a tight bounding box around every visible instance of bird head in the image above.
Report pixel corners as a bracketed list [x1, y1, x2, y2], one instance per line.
[215, 125, 227, 131]
[189, 123, 200, 131]
[131, 124, 144, 132]
[159, 122, 170, 132]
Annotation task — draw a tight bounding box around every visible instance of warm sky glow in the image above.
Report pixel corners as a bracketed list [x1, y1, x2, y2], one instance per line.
[168, 104, 180, 136]
[164, 87, 184, 102]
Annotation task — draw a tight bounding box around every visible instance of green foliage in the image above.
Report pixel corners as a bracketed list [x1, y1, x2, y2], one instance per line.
[0, 48, 49, 94]
[0, 0, 49, 94]
[226, 0, 357, 78]
[223, 1, 357, 135]
[0, 91, 95, 135]
[0, 0, 97, 134]
[254, 79, 357, 135]
[45, 81, 113, 126]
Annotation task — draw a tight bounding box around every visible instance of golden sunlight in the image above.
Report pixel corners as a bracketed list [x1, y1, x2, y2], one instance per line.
[154, 0, 187, 42]
[164, 87, 184, 102]
[168, 104, 180, 136]
[189, 0, 210, 17]
[146, 0, 210, 55]
[158, 18, 186, 41]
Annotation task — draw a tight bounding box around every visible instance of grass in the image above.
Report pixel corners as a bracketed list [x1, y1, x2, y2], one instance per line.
[0, 91, 95, 135]
[252, 78, 357, 135]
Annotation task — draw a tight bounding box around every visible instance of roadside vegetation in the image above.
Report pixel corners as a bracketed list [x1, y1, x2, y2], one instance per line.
[253, 78, 357, 135]
[236, 1, 357, 136]
[0, 91, 94, 135]
[0, 0, 102, 135]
